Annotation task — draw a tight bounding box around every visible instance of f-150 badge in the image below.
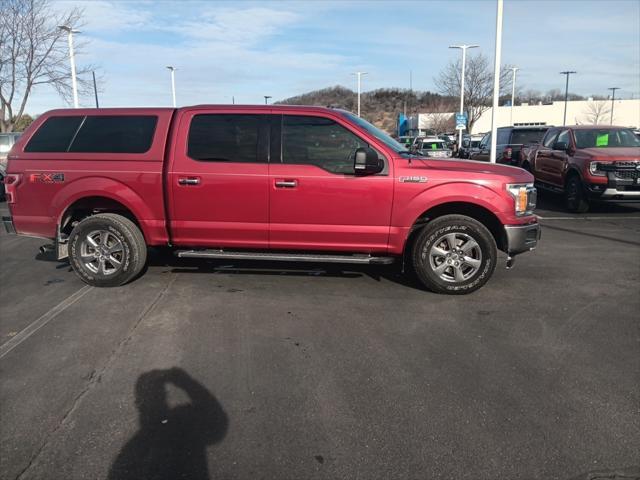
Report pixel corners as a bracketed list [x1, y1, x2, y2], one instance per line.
[399, 176, 428, 183]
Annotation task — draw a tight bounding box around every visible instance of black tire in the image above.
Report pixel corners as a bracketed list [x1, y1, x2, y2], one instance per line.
[565, 175, 589, 213]
[409, 215, 497, 295]
[68, 213, 147, 287]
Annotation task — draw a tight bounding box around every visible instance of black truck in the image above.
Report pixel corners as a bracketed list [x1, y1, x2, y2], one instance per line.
[470, 126, 550, 165]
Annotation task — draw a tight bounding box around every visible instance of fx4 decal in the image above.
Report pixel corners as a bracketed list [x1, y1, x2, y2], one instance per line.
[29, 173, 65, 183]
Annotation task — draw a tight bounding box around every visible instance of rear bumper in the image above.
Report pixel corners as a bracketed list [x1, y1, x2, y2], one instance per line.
[504, 222, 541, 255]
[2, 215, 16, 234]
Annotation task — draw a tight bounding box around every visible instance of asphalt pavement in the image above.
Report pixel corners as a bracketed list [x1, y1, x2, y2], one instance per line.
[1, 194, 639, 480]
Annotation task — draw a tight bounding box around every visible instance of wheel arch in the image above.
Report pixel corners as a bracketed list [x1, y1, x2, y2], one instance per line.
[404, 201, 506, 256]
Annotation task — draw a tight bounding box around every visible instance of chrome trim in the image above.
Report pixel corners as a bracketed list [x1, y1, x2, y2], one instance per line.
[600, 188, 640, 199]
[176, 250, 395, 265]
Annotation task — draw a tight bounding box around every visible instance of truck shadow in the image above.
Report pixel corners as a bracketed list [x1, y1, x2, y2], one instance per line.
[146, 248, 425, 291]
[108, 367, 228, 480]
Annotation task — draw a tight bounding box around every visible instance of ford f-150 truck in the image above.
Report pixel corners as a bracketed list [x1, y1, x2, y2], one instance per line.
[2, 106, 540, 294]
[519, 125, 640, 212]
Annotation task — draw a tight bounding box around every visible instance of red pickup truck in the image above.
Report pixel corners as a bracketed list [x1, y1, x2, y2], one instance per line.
[520, 125, 640, 212]
[3, 106, 540, 294]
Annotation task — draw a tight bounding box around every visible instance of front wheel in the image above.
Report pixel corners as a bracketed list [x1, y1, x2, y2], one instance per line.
[410, 215, 497, 294]
[565, 175, 590, 213]
[68, 213, 147, 287]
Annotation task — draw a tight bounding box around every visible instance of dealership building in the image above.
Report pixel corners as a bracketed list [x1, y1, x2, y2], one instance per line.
[404, 98, 640, 136]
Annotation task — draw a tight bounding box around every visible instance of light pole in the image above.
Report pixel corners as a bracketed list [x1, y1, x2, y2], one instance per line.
[92, 71, 99, 108]
[449, 44, 479, 150]
[351, 72, 368, 117]
[560, 71, 576, 126]
[509, 67, 519, 126]
[264, 96, 272, 105]
[608, 87, 620, 125]
[166, 66, 177, 107]
[58, 25, 80, 108]
[489, 0, 503, 163]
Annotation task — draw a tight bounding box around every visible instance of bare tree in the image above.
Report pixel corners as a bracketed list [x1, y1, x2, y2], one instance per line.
[583, 100, 611, 125]
[0, 0, 91, 132]
[434, 53, 513, 132]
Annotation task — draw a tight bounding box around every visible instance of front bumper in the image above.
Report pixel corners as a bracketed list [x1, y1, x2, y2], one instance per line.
[504, 222, 541, 255]
[586, 163, 640, 202]
[2, 215, 15, 234]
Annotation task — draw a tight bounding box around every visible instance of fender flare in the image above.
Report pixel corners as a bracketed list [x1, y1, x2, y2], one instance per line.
[50, 176, 155, 239]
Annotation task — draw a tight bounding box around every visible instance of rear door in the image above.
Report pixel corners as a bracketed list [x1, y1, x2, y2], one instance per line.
[268, 113, 394, 253]
[168, 110, 270, 248]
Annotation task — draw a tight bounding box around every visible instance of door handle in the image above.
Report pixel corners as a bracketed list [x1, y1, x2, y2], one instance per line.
[275, 180, 297, 188]
[178, 177, 200, 186]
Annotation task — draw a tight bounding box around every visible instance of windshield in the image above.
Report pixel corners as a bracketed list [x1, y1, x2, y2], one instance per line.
[421, 141, 447, 150]
[574, 129, 640, 149]
[338, 111, 406, 152]
[511, 129, 547, 145]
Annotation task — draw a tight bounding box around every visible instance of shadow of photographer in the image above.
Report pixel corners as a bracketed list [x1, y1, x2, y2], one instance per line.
[108, 368, 228, 480]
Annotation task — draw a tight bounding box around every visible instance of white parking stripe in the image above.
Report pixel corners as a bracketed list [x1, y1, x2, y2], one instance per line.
[537, 215, 640, 220]
[0, 285, 93, 360]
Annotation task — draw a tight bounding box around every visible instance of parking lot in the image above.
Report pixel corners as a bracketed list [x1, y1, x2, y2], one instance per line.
[1, 195, 639, 480]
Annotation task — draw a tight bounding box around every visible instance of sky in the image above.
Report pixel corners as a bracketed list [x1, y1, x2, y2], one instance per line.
[23, 0, 640, 114]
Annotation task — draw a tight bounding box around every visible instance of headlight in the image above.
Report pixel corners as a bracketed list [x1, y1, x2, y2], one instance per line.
[506, 183, 536, 216]
[589, 161, 606, 176]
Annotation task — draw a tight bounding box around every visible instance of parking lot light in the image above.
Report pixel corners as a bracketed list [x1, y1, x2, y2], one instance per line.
[449, 44, 479, 150]
[351, 72, 368, 117]
[58, 25, 80, 108]
[510, 67, 519, 126]
[608, 87, 620, 124]
[560, 71, 576, 126]
[166, 66, 177, 108]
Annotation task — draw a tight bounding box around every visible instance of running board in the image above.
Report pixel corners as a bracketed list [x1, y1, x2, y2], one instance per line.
[175, 249, 395, 265]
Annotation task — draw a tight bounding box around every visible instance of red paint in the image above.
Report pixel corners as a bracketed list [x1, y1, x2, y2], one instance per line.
[7, 105, 537, 255]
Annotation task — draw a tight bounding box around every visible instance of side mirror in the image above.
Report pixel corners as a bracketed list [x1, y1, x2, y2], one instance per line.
[553, 141, 568, 151]
[354, 147, 383, 175]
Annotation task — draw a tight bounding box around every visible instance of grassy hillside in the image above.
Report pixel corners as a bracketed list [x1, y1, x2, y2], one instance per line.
[276, 86, 456, 133]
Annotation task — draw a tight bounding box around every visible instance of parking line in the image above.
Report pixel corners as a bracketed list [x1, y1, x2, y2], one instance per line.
[537, 215, 640, 220]
[0, 285, 93, 360]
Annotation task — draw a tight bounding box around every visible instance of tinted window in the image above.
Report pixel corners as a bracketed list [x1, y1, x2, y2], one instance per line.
[556, 130, 570, 147]
[497, 129, 511, 145]
[25, 116, 83, 152]
[511, 129, 547, 145]
[188, 114, 260, 162]
[68, 116, 157, 153]
[542, 129, 559, 148]
[282, 115, 367, 174]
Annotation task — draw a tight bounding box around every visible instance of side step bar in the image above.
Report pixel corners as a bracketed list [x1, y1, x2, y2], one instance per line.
[175, 249, 395, 265]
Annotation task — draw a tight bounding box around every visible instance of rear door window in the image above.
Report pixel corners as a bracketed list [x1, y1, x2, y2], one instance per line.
[24, 116, 84, 152]
[188, 114, 262, 163]
[511, 129, 547, 145]
[496, 129, 511, 145]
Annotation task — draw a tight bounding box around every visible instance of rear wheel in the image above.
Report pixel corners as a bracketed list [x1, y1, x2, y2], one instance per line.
[68, 213, 147, 287]
[565, 175, 589, 213]
[410, 215, 497, 294]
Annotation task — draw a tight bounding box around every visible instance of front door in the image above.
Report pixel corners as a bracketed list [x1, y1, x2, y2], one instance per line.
[168, 111, 270, 248]
[268, 114, 394, 253]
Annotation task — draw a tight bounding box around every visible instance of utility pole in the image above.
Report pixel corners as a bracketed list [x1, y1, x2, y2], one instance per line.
[92, 71, 99, 108]
[560, 71, 576, 126]
[489, 0, 503, 163]
[166, 66, 177, 107]
[58, 26, 80, 108]
[449, 44, 479, 150]
[264, 96, 272, 105]
[608, 87, 620, 125]
[351, 72, 368, 117]
[510, 67, 519, 126]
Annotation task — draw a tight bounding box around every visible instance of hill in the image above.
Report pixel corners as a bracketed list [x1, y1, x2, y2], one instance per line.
[276, 86, 457, 133]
